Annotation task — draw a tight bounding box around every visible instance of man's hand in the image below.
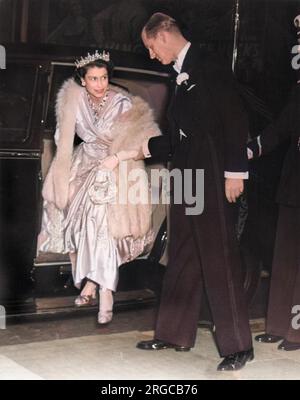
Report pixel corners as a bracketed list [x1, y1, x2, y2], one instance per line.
[225, 178, 244, 203]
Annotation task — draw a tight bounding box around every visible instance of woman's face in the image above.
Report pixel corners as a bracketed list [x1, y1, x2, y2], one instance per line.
[82, 66, 109, 100]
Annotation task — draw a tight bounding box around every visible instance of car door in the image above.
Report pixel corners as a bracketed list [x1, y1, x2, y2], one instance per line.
[0, 58, 47, 313]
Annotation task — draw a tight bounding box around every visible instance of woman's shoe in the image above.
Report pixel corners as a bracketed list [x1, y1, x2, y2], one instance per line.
[97, 310, 113, 325]
[98, 288, 113, 325]
[75, 294, 96, 307]
[75, 281, 97, 307]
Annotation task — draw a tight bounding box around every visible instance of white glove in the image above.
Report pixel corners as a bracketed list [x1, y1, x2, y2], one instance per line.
[100, 150, 139, 170]
[100, 154, 119, 170]
[115, 149, 139, 161]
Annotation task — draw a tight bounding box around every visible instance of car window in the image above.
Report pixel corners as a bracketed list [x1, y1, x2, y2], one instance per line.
[44, 64, 74, 134]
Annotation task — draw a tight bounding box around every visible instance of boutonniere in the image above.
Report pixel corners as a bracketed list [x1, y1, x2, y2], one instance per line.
[176, 72, 189, 86]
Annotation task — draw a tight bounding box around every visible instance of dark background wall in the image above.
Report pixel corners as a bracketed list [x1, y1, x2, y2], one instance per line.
[1, 0, 299, 106]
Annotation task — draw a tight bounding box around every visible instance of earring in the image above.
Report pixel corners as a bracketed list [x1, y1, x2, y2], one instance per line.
[81, 81, 86, 86]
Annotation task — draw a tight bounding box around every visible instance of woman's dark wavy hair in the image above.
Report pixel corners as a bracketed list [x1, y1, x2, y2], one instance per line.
[74, 59, 114, 86]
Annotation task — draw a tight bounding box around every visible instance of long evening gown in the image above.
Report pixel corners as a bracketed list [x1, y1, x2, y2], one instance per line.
[38, 87, 152, 291]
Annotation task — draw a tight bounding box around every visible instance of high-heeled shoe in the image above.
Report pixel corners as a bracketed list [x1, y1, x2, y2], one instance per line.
[98, 288, 113, 325]
[75, 293, 96, 307]
[97, 310, 113, 325]
[75, 281, 97, 307]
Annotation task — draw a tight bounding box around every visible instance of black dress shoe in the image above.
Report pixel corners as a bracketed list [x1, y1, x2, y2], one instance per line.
[136, 339, 191, 352]
[217, 348, 254, 371]
[278, 339, 300, 351]
[255, 333, 282, 343]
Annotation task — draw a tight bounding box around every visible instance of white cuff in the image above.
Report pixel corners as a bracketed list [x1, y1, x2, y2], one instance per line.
[142, 140, 151, 158]
[224, 171, 249, 179]
[257, 135, 262, 156]
[247, 148, 253, 159]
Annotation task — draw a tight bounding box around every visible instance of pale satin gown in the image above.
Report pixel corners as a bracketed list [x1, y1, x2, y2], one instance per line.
[38, 87, 152, 291]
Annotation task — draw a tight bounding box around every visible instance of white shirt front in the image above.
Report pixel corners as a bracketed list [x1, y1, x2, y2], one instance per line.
[173, 41, 191, 73]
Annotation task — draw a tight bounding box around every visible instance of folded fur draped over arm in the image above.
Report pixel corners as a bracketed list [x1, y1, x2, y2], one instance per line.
[109, 94, 161, 155]
[107, 94, 161, 239]
[42, 78, 82, 210]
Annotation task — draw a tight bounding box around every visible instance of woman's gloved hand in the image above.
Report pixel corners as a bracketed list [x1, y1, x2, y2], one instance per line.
[115, 150, 139, 161]
[100, 154, 119, 170]
[100, 150, 139, 170]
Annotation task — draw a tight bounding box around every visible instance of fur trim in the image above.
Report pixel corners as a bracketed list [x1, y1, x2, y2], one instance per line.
[42, 79, 82, 209]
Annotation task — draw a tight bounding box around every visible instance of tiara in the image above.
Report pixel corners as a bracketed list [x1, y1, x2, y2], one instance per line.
[74, 50, 110, 69]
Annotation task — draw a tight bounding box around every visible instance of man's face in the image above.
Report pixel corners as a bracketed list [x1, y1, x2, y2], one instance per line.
[142, 31, 175, 65]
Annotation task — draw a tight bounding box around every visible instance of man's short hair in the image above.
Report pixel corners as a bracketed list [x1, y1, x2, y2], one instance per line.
[143, 12, 180, 38]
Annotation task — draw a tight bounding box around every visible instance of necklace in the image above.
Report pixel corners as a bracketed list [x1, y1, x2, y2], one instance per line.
[87, 89, 110, 123]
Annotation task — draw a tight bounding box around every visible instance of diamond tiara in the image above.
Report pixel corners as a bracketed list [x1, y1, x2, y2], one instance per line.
[74, 50, 110, 69]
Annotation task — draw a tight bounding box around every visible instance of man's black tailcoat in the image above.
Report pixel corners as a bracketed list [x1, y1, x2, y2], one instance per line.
[148, 45, 252, 356]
